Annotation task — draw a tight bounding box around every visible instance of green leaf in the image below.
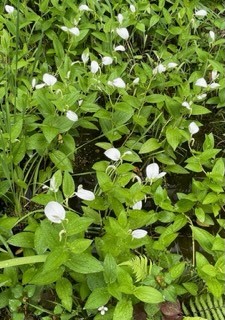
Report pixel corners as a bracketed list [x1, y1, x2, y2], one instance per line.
[65, 213, 93, 236]
[169, 261, 185, 280]
[149, 15, 160, 28]
[202, 192, 219, 205]
[56, 278, 73, 312]
[206, 278, 224, 298]
[43, 249, 69, 272]
[166, 127, 182, 151]
[49, 150, 73, 172]
[84, 287, 110, 309]
[139, 138, 161, 154]
[191, 227, 214, 254]
[146, 94, 165, 103]
[65, 253, 103, 274]
[202, 264, 217, 277]
[29, 266, 64, 285]
[7, 232, 34, 248]
[10, 119, 23, 142]
[63, 171, 75, 198]
[68, 239, 92, 254]
[133, 286, 164, 303]
[113, 298, 133, 320]
[182, 282, 198, 296]
[103, 254, 118, 284]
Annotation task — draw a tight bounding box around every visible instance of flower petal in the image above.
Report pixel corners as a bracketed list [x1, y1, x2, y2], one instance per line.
[5, 5, 14, 13]
[132, 201, 142, 210]
[188, 122, 199, 135]
[75, 185, 95, 201]
[43, 73, 57, 86]
[209, 82, 220, 89]
[44, 201, 65, 223]
[104, 148, 121, 161]
[132, 229, 147, 239]
[66, 110, 78, 122]
[116, 27, 129, 40]
[102, 56, 113, 65]
[146, 163, 160, 179]
[195, 77, 207, 88]
[90, 61, 99, 74]
[111, 77, 126, 88]
[69, 27, 80, 36]
[195, 9, 207, 17]
[114, 45, 126, 51]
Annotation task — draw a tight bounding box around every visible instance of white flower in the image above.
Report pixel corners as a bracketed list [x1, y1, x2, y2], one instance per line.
[102, 56, 113, 65]
[104, 148, 121, 161]
[31, 78, 36, 88]
[78, 99, 83, 106]
[116, 27, 129, 40]
[98, 306, 108, 316]
[108, 77, 126, 88]
[197, 93, 207, 100]
[35, 83, 46, 90]
[79, 4, 90, 11]
[195, 9, 207, 17]
[195, 77, 207, 88]
[43, 73, 57, 86]
[44, 201, 66, 223]
[153, 63, 166, 75]
[182, 101, 192, 110]
[130, 4, 136, 13]
[5, 5, 14, 13]
[90, 61, 99, 74]
[81, 50, 89, 64]
[132, 229, 147, 239]
[211, 70, 218, 81]
[61, 26, 69, 32]
[114, 45, 126, 51]
[146, 163, 166, 181]
[66, 110, 78, 122]
[209, 31, 215, 42]
[117, 14, 123, 24]
[209, 82, 220, 89]
[133, 77, 140, 85]
[75, 185, 95, 201]
[69, 27, 80, 36]
[167, 62, 178, 69]
[132, 201, 142, 210]
[188, 122, 199, 135]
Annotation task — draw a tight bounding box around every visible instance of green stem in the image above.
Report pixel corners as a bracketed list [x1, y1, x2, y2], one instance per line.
[0, 255, 47, 269]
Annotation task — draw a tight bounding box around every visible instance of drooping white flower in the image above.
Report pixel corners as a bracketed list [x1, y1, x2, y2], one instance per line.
[117, 13, 124, 24]
[81, 50, 89, 64]
[132, 229, 147, 239]
[102, 56, 113, 65]
[188, 122, 199, 135]
[132, 201, 142, 210]
[133, 77, 140, 85]
[75, 185, 95, 201]
[79, 4, 90, 11]
[31, 78, 36, 88]
[108, 77, 126, 88]
[66, 110, 78, 122]
[98, 306, 108, 316]
[68, 27, 80, 36]
[209, 31, 215, 42]
[146, 163, 166, 181]
[61, 26, 69, 32]
[209, 82, 220, 89]
[182, 101, 192, 110]
[44, 201, 66, 223]
[195, 77, 207, 88]
[90, 61, 99, 74]
[153, 64, 166, 75]
[5, 5, 14, 13]
[114, 45, 126, 51]
[78, 99, 83, 106]
[42, 73, 57, 86]
[130, 4, 136, 13]
[35, 83, 46, 90]
[211, 70, 218, 81]
[116, 27, 129, 40]
[197, 93, 207, 100]
[104, 148, 121, 161]
[195, 9, 207, 17]
[167, 62, 178, 69]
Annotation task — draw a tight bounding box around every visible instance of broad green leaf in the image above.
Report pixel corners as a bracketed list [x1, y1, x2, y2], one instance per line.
[149, 15, 160, 28]
[84, 287, 110, 309]
[7, 232, 34, 248]
[182, 282, 198, 296]
[49, 150, 73, 172]
[166, 127, 182, 151]
[65, 213, 94, 236]
[43, 249, 69, 272]
[169, 262, 185, 279]
[206, 278, 224, 298]
[65, 253, 103, 274]
[113, 298, 133, 320]
[146, 94, 165, 103]
[10, 119, 23, 142]
[202, 192, 219, 205]
[103, 254, 118, 284]
[191, 227, 214, 254]
[29, 266, 64, 285]
[68, 239, 92, 254]
[56, 278, 73, 312]
[139, 138, 160, 154]
[201, 264, 217, 277]
[134, 286, 164, 303]
[63, 171, 75, 198]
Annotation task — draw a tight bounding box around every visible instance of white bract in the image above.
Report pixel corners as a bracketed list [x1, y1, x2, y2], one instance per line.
[5, 5, 14, 13]
[79, 4, 90, 11]
[130, 4, 136, 13]
[132, 201, 142, 210]
[98, 306, 108, 316]
[104, 148, 121, 161]
[61, 26, 80, 36]
[43, 73, 57, 86]
[44, 201, 66, 223]
[146, 163, 166, 182]
[75, 185, 95, 201]
[102, 56, 113, 65]
[66, 110, 78, 122]
[195, 9, 207, 17]
[133, 77, 140, 85]
[153, 64, 166, 75]
[31, 78, 36, 88]
[211, 70, 218, 81]
[116, 27, 129, 40]
[90, 61, 99, 74]
[114, 45, 126, 51]
[209, 82, 220, 89]
[195, 77, 207, 88]
[132, 229, 147, 239]
[182, 101, 192, 110]
[188, 122, 199, 135]
[209, 31, 215, 42]
[117, 13, 124, 24]
[167, 62, 178, 68]
[197, 93, 207, 100]
[108, 77, 126, 88]
[81, 50, 89, 64]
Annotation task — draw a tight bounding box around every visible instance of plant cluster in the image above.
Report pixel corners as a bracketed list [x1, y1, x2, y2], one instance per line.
[0, 0, 225, 319]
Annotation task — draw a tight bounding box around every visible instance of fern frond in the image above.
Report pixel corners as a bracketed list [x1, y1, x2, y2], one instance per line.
[131, 255, 148, 282]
